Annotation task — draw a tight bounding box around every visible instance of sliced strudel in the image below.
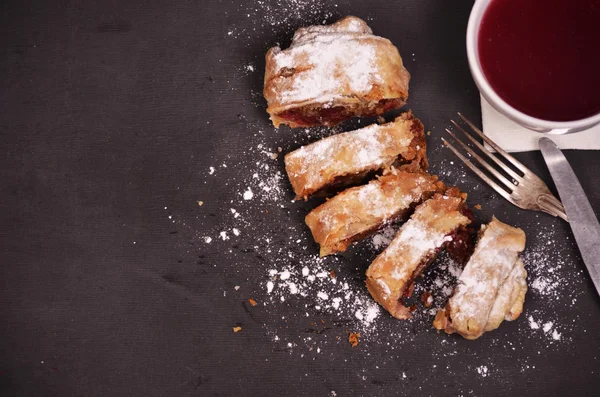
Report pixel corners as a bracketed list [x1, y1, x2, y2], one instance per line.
[433, 217, 527, 340]
[285, 112, 426, 200]
[366, 189, 472, 320]
[305, 169, 445, 256]
[264, 16, 410, 128]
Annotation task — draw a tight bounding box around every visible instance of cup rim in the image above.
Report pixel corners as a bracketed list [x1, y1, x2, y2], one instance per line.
[467, 0, 600, 132]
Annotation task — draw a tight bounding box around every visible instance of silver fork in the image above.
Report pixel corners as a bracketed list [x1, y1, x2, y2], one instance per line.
[442, 112, 568, 221]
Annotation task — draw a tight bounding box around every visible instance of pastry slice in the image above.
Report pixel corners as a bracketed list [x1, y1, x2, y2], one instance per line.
[305, 169, 445, 256]
[366, 189, 472, 320]
[264, 16, 410, 128]
[433, 217, 527, 340]
[285, 112, 426, 200]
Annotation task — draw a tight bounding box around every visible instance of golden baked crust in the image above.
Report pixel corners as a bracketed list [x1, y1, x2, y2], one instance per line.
[486, 259, 527, 329]
[366, 189, 471, 320]
[305, 169, 445, 256]
[285, 112, 426, 199]
[433, 217, 527, 340]
[264, 16, 410, 128]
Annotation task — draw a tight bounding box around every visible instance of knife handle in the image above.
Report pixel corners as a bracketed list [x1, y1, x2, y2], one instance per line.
[539, 137, 600, 297]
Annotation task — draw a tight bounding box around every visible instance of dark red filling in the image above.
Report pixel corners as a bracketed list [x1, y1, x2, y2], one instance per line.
[399, 207, 474, 304]
[278, 98, 403, 127]
[447, 208, 475, 265]
[279, 107, 350, 126]
[375, 99, 401, 113]
[446, 227, 474, 265]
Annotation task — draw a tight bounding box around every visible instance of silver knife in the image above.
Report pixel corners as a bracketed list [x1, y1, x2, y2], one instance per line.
[539, 137, 600, 296]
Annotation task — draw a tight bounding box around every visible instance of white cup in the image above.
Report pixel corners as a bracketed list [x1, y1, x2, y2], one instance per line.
[466, 0, 600, 134]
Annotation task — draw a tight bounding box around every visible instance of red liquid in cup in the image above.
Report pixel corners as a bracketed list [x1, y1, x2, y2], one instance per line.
[478, 0, 600, 121]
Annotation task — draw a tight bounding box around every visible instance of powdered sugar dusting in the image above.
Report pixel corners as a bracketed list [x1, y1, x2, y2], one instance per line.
[448, 220, 524, 328]
[384, 220, 448, 271]
[371, 224, 396, 250]
[262, 254, 382, 338]
[306, 172, 439, 257]
[272, 36, 381, 103]
[285, 119, 414, 195]
[243, 188, 254, 200]
[225, 0, 336, 41]
[373, 199, 464, 285]
[528, 315, 563, 344]
[528, 315, 540, 330]
[476, 365, 489, 377]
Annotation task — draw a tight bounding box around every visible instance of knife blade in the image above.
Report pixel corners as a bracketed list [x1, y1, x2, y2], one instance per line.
[539, 137, 600, 296]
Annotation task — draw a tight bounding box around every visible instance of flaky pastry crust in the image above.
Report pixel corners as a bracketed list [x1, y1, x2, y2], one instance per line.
[433, 217, 527, 340]
[285, 112, 426, 200]
[264, 16, 410, 128]
[305, 169, 445, 257]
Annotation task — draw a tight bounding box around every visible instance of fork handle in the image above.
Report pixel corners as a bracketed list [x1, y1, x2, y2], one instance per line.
[539, 137, 600, 297]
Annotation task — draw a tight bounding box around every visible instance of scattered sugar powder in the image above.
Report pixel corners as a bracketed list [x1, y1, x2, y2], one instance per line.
[476, 366, 489, 377]
[243, 188, 254, 200]
[224, 0, 336, 41]
[260, 251, 386, 340]
[358, 302, 380, 326]
[288, 283, 298, 294]
[332, 297, 342, 309]
[552, 330, 561, 341]
[527, 314, 565, 344]
[528, 316, 540, 330]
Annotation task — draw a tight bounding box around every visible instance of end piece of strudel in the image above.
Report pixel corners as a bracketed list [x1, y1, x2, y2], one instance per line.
[264, 16, 410, 128]
[433, 217, 527, 340]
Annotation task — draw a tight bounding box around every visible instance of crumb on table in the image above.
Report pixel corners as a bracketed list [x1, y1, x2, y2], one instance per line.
[348, 332, 360, 347]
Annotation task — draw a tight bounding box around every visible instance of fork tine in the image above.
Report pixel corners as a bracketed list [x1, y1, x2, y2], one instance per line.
[539, 194, 568, 218]
[539, 202, 562, 219]
[450, 119, 522, 182]
[545, 194, 566, 212]
[445, 128, 516, 191]
[457, 112, 530, 175]
[554, 209, 568, 222]
[538, 198, 568, 221]
[441, 137, 515, 203]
